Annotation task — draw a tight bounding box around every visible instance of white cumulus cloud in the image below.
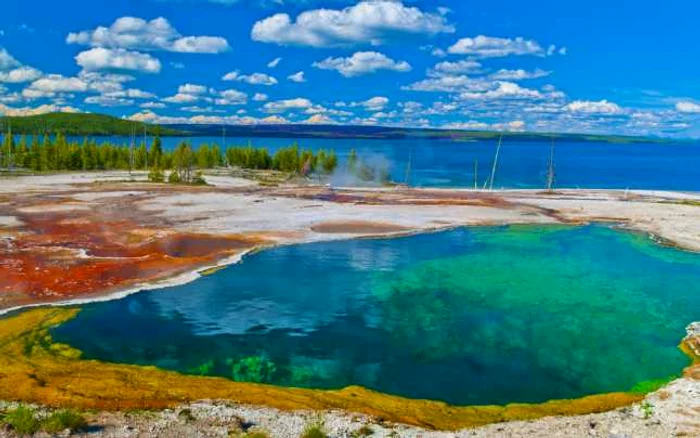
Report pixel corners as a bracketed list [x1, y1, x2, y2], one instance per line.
[353, 96, 389, 111]
[313, 51, 411, 77]
[267, 57, 282, 68]
[0, 66, 42, 83]
[67, 16, 229, 54]
[222, 71, 278, 85]
[489, 69, 551, 81]
[0, 103, 80, 116]
[676, 101, 700, 114]
[448, 35, 548, 58]
[303, 114, 335, 124]
[432, 59, 482, 75]
[564, 100, 623, 114]
[263, 97, 313, 112]
[251, 1, 454, 47]
[288, 71, 306, 82]
[26, 74, 88, 95]
[458, 82, 545, 100]
[76, 48, 162, 73]
[216, 89, 248, 105]
[0, 48, 43, 83]
[0, 48, 20, 70]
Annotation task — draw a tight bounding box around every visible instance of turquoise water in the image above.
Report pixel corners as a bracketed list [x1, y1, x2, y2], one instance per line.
[52, 225, 700, 405]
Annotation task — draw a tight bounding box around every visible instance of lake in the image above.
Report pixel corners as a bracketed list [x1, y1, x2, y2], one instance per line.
[75, 136, 700, 190]
[51, 225, 700, 406]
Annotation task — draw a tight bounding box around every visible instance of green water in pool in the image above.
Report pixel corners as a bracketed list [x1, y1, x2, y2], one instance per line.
[51, 225, 700, 405]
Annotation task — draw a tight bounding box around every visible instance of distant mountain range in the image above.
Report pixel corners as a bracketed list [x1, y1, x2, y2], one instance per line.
[0, 112, 671, 144]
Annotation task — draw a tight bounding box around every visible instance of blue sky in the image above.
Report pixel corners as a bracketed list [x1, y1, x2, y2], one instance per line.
[1, 0, 699, 137]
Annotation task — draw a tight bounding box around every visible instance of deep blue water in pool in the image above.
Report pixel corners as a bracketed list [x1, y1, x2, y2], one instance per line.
[51, 225, 700, 405]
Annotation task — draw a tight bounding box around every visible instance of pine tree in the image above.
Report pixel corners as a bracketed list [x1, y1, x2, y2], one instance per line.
[16, 135, 28, 169]
[347, 149, 358, 173]
[136, 141, 148, 169]
[150, 136, 163, 167]
[323, 150, 338, 174]
[39, 135, 51, 171]
[2, 129, 15, 169]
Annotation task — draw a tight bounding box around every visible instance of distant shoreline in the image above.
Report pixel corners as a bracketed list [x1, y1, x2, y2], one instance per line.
[0, 112, 677, 143]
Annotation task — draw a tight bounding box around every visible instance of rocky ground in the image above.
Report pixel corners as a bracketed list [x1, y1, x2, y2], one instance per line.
[1, 171, 699, 437]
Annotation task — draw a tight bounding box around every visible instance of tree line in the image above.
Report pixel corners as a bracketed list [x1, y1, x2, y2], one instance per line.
[0, 133, 339, 179]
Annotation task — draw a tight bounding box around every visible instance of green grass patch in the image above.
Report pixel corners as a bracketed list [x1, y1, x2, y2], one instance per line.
[42, 409, 88, 433]
[301, 420, 328, 438]
[2, 405, 40, 435]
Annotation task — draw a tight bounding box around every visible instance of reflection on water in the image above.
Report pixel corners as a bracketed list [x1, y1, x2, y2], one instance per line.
[52, 225, 700, 405]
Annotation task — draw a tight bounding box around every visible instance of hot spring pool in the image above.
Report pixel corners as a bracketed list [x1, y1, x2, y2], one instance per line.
[52, 225, 700, 406]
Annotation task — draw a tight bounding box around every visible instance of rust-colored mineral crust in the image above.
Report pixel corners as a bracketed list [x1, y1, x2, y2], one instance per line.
[0, 189, 263, 311]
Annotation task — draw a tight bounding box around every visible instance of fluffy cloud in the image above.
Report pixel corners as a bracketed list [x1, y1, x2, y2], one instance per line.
[75, 48, 161, 73]
[0, 49, 20, 70]
[304, 104, 352, 117]
[448, 35, 548, 58]
[181, 105, 224, 113]
[85, 95, 134, 107]
[489, 69, 551, 81]
[676, 101, 700, 114]
[398, 101, 423, 114]
[118, 88, 155, 99]
[216, 89, 248, 105]
[353, 96, 389, 111]
[458, 82, 545, 100]
[267, 57, 282, 68]
[263, 97, 313, 112]
[0, 66, 42, 83]
[24, 74, 89, 99]
[163, 93, 198, 104]
[141, 101, 166, 109]
[0, 103, 80, 116]
[313, 51, 411, 77]
[253, 93, 269, 101]
[303, 114, 335, 124]
[78, 71, 136, 93]
[129, 110, 290, 126]
[288, 71, 306, 82]
[444, 119, 526, 132]
[22, 71, 138, 101]
[222, 71, 278, 85]
[171, 36, 229, 53]
[251, 1, 454, 47]
[67, 17, 229, 54]
[0, 48, 42, 83]
[179, 83, 208, 95]
[432, 59, 482, 75]
[160, 83, 247, 106]
[403, 75, 490, 93]
[564, 100, 623, 114]
[163, 83, 210, 103]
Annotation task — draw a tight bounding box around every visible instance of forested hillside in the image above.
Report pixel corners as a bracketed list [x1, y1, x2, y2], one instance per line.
[0, 113, 184, 136]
